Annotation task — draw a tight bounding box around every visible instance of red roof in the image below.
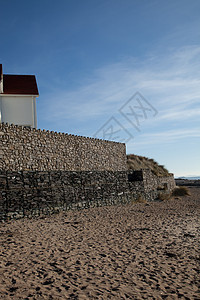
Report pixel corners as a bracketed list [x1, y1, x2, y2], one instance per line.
[2, 74, 39, 95]
[0, 64, 39, 95]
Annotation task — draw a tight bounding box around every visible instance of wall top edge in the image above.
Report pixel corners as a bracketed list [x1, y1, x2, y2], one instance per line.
[0, 122, 125, 145]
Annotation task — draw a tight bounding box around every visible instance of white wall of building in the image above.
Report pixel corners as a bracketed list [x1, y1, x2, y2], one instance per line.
[0, 95, 37, 128]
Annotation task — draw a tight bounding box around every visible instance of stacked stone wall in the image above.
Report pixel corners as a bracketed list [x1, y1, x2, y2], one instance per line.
[0, 124, 176, 221]
[158, 175, 176, 191]
[0, 123, 126, 172]
[0, 170, 130, 220]
[0, 169, 176, 221]
[142, 169, 176, 192]
[128, 169, 176, 201]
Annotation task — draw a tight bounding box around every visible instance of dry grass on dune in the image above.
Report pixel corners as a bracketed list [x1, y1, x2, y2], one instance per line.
[157, 186, 191, 201]
[127, 154, 170, 177]
[132, 195, 147, 204]
[157, 192, 171, 201]
[172, 186, 191, 196]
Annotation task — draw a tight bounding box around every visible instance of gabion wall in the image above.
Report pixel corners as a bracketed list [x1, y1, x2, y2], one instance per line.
[0, 169, 176, 221]
[0, 123, 127, 172]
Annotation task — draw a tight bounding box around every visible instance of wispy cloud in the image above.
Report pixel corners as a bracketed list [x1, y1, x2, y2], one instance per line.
[157, 108, 200, 122]
[126, 128, 200, 154]
[137, 128, 200, 143]
[39, 45, 200, 142]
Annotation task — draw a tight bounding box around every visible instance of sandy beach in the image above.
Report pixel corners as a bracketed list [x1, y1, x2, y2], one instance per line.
[0, 186, 199, 299]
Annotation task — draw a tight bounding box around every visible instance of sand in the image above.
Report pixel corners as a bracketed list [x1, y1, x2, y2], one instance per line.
[0, 186, 199, 299]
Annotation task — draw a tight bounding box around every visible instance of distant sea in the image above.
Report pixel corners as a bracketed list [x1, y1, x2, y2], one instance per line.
[176, 176, 200, 180]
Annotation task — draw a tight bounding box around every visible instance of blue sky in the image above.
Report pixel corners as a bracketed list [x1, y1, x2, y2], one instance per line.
[1, 0, 200, 177]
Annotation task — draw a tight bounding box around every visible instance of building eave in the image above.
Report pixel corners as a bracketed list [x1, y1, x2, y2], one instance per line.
[0, 94, 39, 97]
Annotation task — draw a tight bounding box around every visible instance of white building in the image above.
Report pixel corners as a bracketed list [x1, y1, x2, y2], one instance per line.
[0, 64, 39, 128]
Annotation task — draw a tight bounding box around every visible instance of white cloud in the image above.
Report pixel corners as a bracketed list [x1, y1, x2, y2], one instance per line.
[126, 128, 200, 153]
[157, 108, 200, 122]
[142, 128, 200, 141]
[40, 45, 200, 136]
